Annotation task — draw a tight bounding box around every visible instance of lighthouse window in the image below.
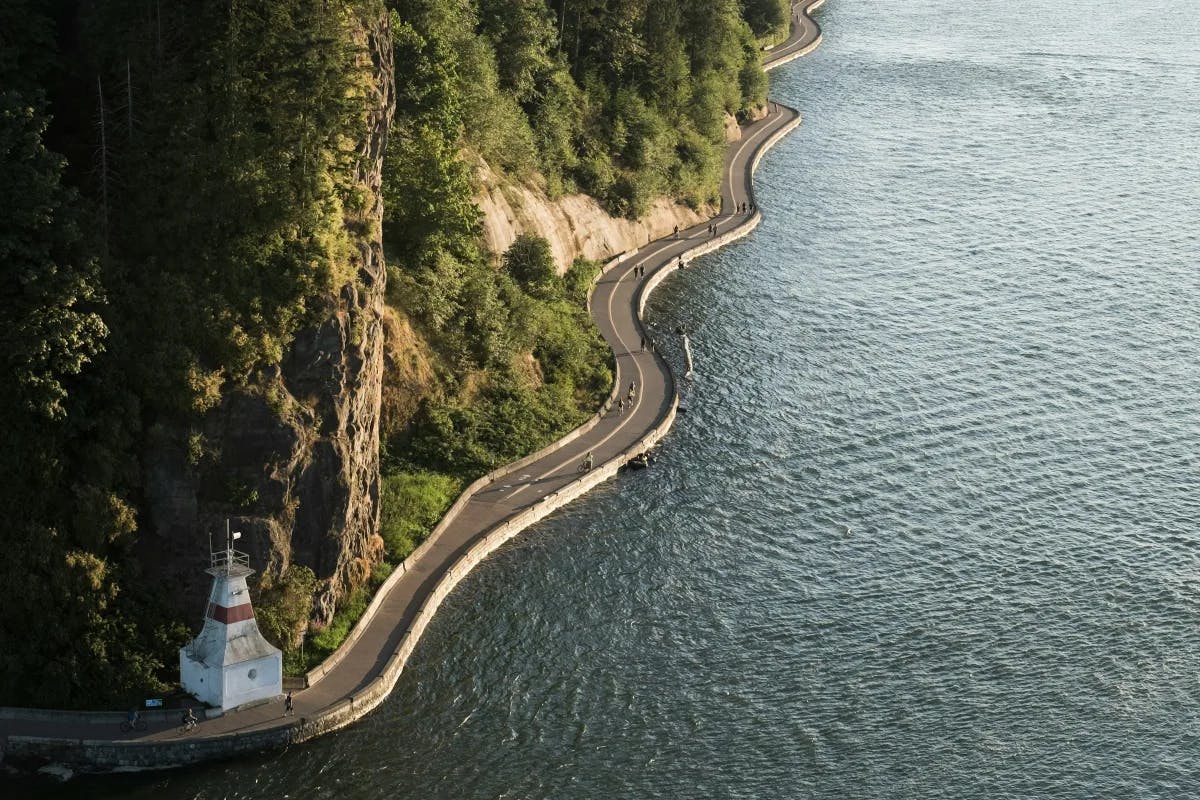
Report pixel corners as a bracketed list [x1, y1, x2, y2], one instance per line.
[248, 668, 258, 680]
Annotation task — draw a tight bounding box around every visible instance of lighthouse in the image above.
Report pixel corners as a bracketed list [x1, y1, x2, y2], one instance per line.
[180, 523, 283, 711]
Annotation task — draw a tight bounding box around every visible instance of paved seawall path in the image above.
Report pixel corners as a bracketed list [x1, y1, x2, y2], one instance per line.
[0, 0, 827, 773]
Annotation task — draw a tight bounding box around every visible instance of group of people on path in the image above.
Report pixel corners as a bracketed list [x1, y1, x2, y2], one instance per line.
[613, 378, 639, 419]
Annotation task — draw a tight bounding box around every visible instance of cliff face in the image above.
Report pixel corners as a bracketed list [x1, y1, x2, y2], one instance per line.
[475, 159, 710, 273]
[142, 12, 396, 628]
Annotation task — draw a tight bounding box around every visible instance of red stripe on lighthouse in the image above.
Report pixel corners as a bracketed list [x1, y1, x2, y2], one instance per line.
[210, 603, 255, 624]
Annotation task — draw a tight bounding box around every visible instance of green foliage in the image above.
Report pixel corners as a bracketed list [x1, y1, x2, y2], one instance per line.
[255, 565, 318, 674]
[79, 0, 381, 416]
[383, 17, 482, 273]
[307, 585, 371, 664]
[563, 257, 602, 306]
[386, 233, 610, 482]
[502, 233, 558, 299]
[0, 95, 107, 422]
[0, 6, 171, 707]
[386, 0, 769, 217]
[743, 0, 793, 39]
[379, 471, 462, 561]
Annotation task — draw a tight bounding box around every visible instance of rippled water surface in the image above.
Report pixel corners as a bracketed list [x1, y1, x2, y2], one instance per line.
[23, 0, 1200, 797]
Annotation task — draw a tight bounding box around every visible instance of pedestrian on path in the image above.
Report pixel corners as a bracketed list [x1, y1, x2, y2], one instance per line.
[616, 398, 624, 415]
[640, 336, 646, 352]
[284, 691, 294, 716]
[628, 380, 637, 401]
[673, 225, 679, 238]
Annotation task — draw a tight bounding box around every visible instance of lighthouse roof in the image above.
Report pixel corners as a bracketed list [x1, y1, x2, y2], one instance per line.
[221, 626, 282, 666]
[185, 618, 282, 667]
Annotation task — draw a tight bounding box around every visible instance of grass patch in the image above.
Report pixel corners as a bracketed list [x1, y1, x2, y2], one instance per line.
[380, 470, 463, 563]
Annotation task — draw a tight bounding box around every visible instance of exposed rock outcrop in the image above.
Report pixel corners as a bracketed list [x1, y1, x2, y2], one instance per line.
[475, 160, 711, 274]
[141, 9, 395, 629]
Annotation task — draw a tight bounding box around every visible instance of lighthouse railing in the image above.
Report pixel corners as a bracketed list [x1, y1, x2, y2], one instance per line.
[210, 548, 251, 571]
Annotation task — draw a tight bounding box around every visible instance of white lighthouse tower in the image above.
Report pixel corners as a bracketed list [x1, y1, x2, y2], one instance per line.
[180, 523, 283, 711]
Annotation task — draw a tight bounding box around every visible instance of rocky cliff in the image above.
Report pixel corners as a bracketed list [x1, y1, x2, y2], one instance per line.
[141, 11, 396, 630]
[474, 160, 709, 273]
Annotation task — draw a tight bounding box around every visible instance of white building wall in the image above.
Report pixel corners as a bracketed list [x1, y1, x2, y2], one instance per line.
[222, 654, 282, 709]
[180, 651, 222, 708]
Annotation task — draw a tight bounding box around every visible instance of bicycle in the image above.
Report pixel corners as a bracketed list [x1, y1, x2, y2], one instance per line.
[120, 716, 148, 733]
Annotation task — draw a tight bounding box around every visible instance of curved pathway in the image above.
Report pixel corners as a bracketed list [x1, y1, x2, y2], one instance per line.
[0, 0, 826, 771]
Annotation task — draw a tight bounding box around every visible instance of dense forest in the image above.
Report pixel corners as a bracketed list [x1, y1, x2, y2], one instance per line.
[0, 0, 792, 707]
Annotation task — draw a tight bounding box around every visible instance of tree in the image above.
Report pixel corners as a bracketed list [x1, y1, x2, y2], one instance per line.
[502, 234, 559, 298]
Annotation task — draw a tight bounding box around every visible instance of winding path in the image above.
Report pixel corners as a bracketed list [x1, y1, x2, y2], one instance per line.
[0, 0, 826, 771]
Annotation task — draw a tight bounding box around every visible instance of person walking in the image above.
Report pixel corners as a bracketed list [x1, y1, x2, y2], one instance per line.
[640, 336, 646, 353]
[673, 225, 679, 238]
[616, 398, 624, 415]
[628, 380, 637, 401]
[284, 691, 294, 716]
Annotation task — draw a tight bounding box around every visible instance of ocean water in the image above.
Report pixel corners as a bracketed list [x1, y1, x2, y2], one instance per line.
[19, 0, 1200, 797]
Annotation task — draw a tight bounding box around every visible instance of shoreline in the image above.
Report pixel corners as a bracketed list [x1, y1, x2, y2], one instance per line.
[0, 0, 827, 776]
